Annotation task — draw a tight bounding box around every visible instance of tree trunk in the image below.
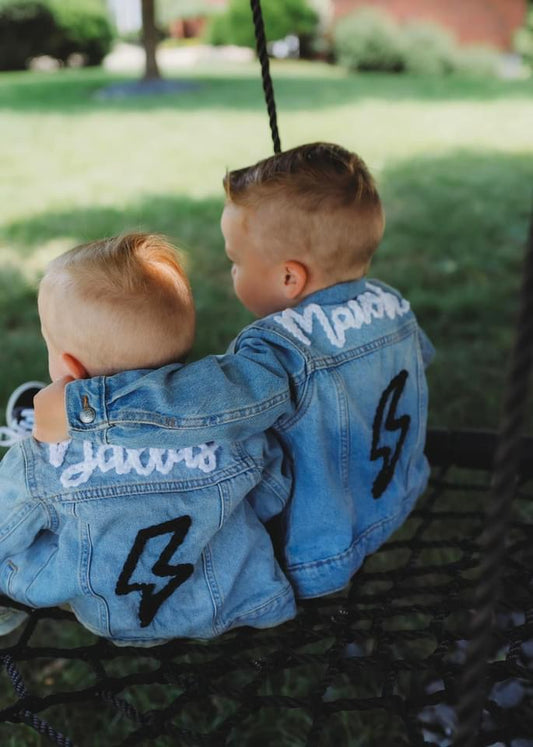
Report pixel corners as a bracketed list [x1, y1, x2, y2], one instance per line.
[141, 0, 161, 80]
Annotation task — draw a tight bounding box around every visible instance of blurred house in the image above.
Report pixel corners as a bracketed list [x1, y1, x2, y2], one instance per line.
[108, 0, 526, 51]
[167, 1, 226, 40]
[332, 0, 527, 51]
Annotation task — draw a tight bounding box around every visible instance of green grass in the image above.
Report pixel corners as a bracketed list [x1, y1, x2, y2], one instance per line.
[1, 61, 532, 429]
[1, 59, 532, 745]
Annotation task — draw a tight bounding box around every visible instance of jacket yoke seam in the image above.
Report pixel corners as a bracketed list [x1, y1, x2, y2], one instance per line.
[278, 321, 417, 431]
[39, 462, 258, 504]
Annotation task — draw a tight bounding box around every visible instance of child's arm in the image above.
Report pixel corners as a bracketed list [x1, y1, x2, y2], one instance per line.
[34, 330, 304, 448]
[33, 375, 73, 444]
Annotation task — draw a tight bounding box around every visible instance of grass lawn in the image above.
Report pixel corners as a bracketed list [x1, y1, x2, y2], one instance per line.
[0, 58, 532, 746]
[1, 61, 533, 431]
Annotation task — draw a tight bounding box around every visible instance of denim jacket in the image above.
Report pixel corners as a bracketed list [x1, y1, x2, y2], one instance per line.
[0, 427, 296, 644]
[66, 278, 434, 599]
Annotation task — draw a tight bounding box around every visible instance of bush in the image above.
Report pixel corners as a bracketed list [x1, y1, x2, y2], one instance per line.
[333, 6, 499, 77]
[205, 0, 318, 49]
[402, 21, 456, 75]
[158, 0, 213, 24]
[45, 0, 115, 66]
[0, 0, 55, 70]
[514, 7, 533, 68]
[453, 45, 500, 77]
[206, 11, 232, 46]
[332, 7, 405, 72]
[0, 0, 114, 70]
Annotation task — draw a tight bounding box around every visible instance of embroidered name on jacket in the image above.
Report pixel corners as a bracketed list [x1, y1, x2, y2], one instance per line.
[273, 282, 410, 348]
[48, 441, 219, 488]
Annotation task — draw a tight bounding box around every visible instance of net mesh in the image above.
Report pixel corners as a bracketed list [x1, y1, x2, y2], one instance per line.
[1, 429, 531, 746]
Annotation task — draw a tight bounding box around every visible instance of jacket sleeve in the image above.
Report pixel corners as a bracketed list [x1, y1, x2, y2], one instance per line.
[418, 327, 435, 369]
[0, 445, 48, 565]
[246, 430, 293, 523]
[65, 330, 305, 449]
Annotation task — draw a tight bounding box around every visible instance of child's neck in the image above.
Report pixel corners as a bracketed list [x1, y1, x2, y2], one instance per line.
[299, 270, 367, 302]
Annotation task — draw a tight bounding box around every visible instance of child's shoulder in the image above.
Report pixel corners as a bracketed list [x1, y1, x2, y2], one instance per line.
[2, 437, 78, 498]
[0, 440, 29, 494]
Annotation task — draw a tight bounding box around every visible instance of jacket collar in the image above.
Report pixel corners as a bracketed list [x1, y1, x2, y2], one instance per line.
[298, 277, 368, 308]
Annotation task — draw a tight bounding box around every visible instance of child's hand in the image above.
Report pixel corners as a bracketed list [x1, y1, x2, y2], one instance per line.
[33, 376, 72, 443]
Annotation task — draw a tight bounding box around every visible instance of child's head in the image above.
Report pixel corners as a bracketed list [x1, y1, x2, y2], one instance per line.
[38, 233, 195, 381]
[221, 142, 384, 317]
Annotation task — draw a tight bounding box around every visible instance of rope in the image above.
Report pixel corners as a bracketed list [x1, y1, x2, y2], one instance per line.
[1, 655, 74, 746]
[454, 206, 533, 745]
[249, 0, 282, 154]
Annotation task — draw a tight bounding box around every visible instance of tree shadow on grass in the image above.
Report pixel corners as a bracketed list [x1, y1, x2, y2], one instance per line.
[0, 266, 47, 405]
[0, 194, 252, 406]
[376, 149, 533, 431]
[0, 67, 531, 116]
[1, 149, 532, 430]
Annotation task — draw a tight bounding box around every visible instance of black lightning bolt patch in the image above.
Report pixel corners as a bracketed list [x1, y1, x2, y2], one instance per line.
[370, 370, 411, 500]
[115, 516, 194, 627]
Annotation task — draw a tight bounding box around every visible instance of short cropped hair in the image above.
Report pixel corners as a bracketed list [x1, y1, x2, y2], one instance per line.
[223, 142, 384, 281]
[39, 233, 195, 376]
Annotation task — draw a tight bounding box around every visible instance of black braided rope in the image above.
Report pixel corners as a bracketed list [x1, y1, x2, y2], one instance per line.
[454, 208, 533, 745]
[249, 0, 282, 154]
[1, 655, 74, 746]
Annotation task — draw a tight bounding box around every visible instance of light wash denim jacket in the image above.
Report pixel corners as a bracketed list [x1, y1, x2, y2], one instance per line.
[66, 278, 434, 599]
[0, 427, 296, 644]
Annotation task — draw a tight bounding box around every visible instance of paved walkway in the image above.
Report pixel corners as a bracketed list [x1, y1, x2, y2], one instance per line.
[104, 42, 254, 73]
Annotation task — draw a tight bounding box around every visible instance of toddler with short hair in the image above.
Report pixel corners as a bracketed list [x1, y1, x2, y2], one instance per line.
[0, 233, 296, 643]
[35, 142, 434, 599]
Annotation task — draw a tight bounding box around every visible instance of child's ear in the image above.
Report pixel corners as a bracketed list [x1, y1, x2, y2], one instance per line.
[282, 261, 308, 300]
[61, 353, 88, 380]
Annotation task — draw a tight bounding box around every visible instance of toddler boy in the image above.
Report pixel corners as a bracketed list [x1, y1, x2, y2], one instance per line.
[0, 233, 296, 643]
[35, 143, 434, 599]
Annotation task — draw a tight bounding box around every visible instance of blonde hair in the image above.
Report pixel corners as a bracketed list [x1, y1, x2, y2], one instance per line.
[39, 233, 195, 376]
[223, 142, 384, 281]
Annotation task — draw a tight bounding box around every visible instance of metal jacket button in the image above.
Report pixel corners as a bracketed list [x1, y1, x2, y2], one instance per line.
[79, 395, 96, 424]
[79, 407, 96, 424]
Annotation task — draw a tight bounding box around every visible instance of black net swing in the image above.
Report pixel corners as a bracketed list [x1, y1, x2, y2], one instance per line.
[1, 3, 533, 745]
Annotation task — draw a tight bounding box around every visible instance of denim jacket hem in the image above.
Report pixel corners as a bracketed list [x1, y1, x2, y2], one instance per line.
[286, 474, 427, 599]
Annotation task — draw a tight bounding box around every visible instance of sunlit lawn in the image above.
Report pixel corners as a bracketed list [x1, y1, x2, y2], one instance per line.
[0, 58, 533, 746]
[1, 61, 532, 430]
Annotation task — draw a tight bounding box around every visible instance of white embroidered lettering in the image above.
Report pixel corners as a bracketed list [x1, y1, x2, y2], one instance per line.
[48, 440, 70, 468]
[347, 300, 366, 329]
[60, 442, 97, 487]
[55, 442, 219, 488]
[273, 305, 316, 346]
[274, 285, 410, 349]
[274, 304, 343, 347]
[331, 307, 356, 348]
[366, 282, 410, 317]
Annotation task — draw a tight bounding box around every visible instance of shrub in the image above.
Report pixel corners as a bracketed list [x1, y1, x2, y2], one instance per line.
[205, 0, 318, 49]
[402, 21, 456, 75]
[206, 11, 232, 46]
[158, 0, 213, 23]
[453, 45, 500, 78]
[333, 7, 498, 78]
[332, 7, 405, 72]
[0, 0, 55, 70]
[0, 0, 114, 70]
[514, 7, 533, 68]
[45, 0, 115, 66]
